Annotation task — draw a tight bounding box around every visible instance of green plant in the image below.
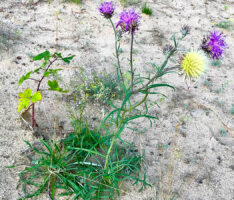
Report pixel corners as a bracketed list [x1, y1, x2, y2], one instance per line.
[212, 59, 222, 67]
[215, 80, 229, 93]
[11, 1, 229, 199]
[12, 121, 146, 199]
[98, 14, 190, 176]
[72, 69, 123, 105]
[18, 51, 75, 128]
[120, 0, 140, 7]
[215, 19, 234, 31]
[220, 128, 227, 136]
[231, 104, 234, 115]
[65, 0, 82, 4]
[142, 3, 153, 16]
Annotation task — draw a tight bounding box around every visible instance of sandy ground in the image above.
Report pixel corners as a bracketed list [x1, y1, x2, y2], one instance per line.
[0, 0, 234, 199]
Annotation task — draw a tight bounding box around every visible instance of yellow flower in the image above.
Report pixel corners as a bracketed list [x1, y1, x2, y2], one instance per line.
[181, 51, 208, 78]
[97, 94, 102, 99]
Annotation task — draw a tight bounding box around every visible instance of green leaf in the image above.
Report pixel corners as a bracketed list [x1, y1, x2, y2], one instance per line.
[31, 91, 42, 103]
[18, 98, 30, 112]
[48, 80, 68, 93]
[62, 55, 75, 63]
[6, 165, 15, 168]
[19, 89, 32, 99]
[53, 52, 62, 58]
[144, 83, 175, 91]
[48, 80, 59, 90]
[33, 51, 50, 61]
[18, 89, 32, 112]
[19, 71, 32, 85]
[44, 69, 63, 77]
[19, 76, 25, 85]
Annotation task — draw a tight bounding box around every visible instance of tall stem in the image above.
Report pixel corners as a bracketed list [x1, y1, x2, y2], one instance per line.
[130, 34, 134, 88]
[104, 109, 127, 170]
[103, 92, 148, 170]
[109, 19, 124, 83]
[32, 58, 58, 128]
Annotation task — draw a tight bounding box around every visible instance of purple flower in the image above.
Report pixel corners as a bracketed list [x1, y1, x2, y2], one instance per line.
[201, 30, 227, 60]
[116, 9, 140, 34]
[99, 1, 115, 19]
[163, 44, 174, 55]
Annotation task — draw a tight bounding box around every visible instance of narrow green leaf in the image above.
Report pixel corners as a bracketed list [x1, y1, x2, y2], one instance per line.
[6, 165, 15, 168]
[145, 83, 175, 91]
[124, 114, 158, 123]
[40, 139, 52, 155]
[140, 90, 167, 97]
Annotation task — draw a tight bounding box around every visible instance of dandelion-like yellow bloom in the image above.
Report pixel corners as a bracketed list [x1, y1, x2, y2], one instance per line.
[181, 51, 208, 78]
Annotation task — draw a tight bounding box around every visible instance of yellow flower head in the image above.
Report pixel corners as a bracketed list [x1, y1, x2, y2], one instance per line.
[181, 51, 208, 78]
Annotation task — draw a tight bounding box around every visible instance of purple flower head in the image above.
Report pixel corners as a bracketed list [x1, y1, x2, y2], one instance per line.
[116, 9, 140, 34]
[163, 44, 174, 55]
[181, 25, 191, 36]
[99, 1, 115, 19]
[201, 30, 227, 60]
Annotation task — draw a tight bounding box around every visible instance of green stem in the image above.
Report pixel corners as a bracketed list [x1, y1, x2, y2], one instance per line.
[109, 19, 124, 83]
[104, 135, 116, 169]
[103, 92, 148, 170]
[104, 109, 126, 170]
[132, 49, 178, 94]
[130, 34, 134, 88]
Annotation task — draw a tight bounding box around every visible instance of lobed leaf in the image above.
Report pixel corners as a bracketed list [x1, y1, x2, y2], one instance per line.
[48, 80, 68, 93]
[18, 89, 32, 112]
[31, 91, 42, 103]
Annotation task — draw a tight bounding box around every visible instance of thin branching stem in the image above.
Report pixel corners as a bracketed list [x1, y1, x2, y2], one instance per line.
[104, 91, 148, 170]
[32, 58, 58, 128]
[132, 50, 178, 94]
[109, 19, 124, 83]
[103, 33, 183, 171]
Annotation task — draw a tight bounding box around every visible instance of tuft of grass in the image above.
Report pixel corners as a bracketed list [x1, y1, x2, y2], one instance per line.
[120, 0, 141, 7]
[65, 0, 82, 5]
[215, 19, 234, 31]
[231, 104, 234, 115]
[220, 128, 227, 136]
[14, 121, 148, 199]
[142, 3, 153, 16]
[211, 59, 222, 67]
